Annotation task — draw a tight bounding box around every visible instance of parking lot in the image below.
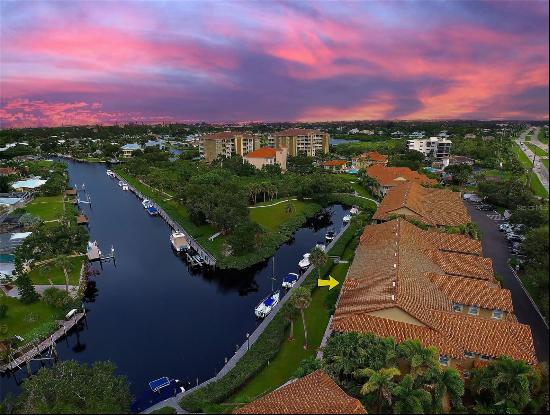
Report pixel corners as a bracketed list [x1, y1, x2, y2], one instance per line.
[465, 200, 549, 362]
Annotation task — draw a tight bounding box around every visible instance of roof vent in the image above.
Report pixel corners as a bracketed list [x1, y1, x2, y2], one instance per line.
[392, 281, 396, 287]
[393, 263, 397, 268]
[391, 294, 395, 301]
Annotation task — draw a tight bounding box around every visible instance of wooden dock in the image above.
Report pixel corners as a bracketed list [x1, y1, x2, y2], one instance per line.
[0, 312, 85, 373]
[112, 171, 216, 267]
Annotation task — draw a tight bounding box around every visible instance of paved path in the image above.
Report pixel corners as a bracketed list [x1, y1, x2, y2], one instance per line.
[466, 202, 549, 362]
[516, 127, 549, 193]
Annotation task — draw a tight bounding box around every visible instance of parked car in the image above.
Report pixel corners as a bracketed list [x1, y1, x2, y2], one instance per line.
[499, 223, 512, 232]
[507, 233, 525, 243]
[510, 242, 522, 255]
[477, 204, 493, 211]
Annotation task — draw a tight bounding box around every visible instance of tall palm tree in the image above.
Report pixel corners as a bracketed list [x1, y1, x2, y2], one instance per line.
[291, 287, 311, 350]
[281, 302, 297, 341]
[353, 367, 400, 413]
[425, 367, 465, 413]
[310, 246, 328, 282]
[397, 340, 438, 380]
[393, 374, 432, 414]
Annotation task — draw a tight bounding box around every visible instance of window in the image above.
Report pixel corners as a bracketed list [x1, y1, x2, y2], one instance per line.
[439, 355, 450, 366]
[452, 303, 463, 313]
[468, 305, 479, 316]
[480, 354, 491, 361]
[464, 351, 475, 359]
[492, 309, 503, 320]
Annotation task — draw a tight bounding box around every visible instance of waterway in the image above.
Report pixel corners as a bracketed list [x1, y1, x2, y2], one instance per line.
[0, 159, 348, 398]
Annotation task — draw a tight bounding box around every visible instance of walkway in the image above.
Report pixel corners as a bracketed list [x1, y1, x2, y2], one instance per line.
[142, 223, 351, 413]
[466, 202, 548, 362]
[516, 127, 549, 193]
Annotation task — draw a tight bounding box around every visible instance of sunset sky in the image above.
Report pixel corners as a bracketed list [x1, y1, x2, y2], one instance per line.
[1, 0, 548, 128]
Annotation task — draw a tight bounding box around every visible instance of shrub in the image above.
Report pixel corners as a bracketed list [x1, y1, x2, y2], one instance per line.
[42, 287, 74, 310]
[0, 303, 8, 319]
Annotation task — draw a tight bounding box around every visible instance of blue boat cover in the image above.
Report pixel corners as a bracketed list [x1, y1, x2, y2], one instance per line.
[283, 274, 298, 282]
[147, 206, 158, 213]
[149, 377, 170, 392]
[264, 298, 275, 307]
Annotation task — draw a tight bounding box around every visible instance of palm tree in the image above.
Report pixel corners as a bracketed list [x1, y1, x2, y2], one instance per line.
[353, 367, 400, 413]
[309, 246, 328, 282]
[281, 302, 297, 341]
[397, 340, 438, 380]
[393, 374, 432, 414]
[291, 287, 311, 350]
[426, 367, 465, 414]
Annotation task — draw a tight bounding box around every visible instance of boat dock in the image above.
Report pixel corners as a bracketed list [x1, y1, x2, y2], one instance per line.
[0, 312, 85, 373]
[111, 171, 216, 267]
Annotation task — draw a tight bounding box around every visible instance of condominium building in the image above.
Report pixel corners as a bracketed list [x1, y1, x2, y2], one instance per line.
[268, 128, 329, 157]
[407, 136, 452, 159]
[331, 219, 537, 375]
[199, 131, 260, 162]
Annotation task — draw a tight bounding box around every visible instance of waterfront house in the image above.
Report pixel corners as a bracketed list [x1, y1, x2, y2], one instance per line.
[366, 164, 437, 198]
[331, 219, 537, 376]
[200, 131, 259, 163]
[243, 147, 288, 171]
[321, 159, 347, 172]
[372, 182, 471, 227]
[407, 136, 452, 159]
[121, 143, 142, 158]
[234, 370, 366, 414]
[352, 151, 388, 169]
[268, 128, 329, 157]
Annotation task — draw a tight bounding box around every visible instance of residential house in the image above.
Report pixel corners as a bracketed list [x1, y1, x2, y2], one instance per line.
[372, 182, 471, 227]
[233, 370, 366, 414]
[331, 219, 537, 376]
[321, 159, 347, 172]
[244, 147, 288, 171]
[200, 131, 259, 162]
[446, 155, 475, 166]
[268, 128, 329, 157]
[352, 151, 388, 169]
[366, 164, 437, 198]
[121, 143, 142, 158]
[407, 137, 452, 159]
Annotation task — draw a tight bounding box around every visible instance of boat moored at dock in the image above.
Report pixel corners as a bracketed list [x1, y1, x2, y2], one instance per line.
[146, 205, 159, 216]
[254, 291, 280, 318]
[106, 169, 115, 178]
[298, 253, 311, 270]
[282, 272, 299, 288]
[325, 229, 335, 242]
[170, 231, 190, 252]
[130, 377, 185, 414]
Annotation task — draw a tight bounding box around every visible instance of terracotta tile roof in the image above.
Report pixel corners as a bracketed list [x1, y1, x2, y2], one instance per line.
[373, 182, 471, 226]
[428, 273, 514, 313]
[245, 147, 277, 158]
[0, 167, 17, 175]
[367, 164, 437, 188]
[331, 218, 537, 364]
[234, 370, 366, 414]
[322, 160, 347, 166]
[272, 128, 326, 137]
[202, 131, 255, 141]
[356, 151, 388, 162]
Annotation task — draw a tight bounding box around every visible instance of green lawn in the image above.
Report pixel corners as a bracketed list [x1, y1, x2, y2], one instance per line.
[27, 255, 85, 286]
[529, 173, 549, 199]
[538, 129, 548, 145]
[150, 407, 176, 414]
[526, 142, 548, 157]
[250, 200, 312, 232]
[512, 143, 533, 168]
[0, 295, 60, 343]
[25, 195, 65, 221]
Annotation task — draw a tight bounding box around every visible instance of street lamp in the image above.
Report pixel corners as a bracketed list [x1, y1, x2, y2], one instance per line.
[246, 333, 250, 351]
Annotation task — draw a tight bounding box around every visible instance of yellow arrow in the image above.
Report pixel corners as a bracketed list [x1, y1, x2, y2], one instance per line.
[318, 275, 339, 290]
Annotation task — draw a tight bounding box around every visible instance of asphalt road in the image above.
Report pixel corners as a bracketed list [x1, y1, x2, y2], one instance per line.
[467, 202, 549, 363]
[516, 127, 549, 192]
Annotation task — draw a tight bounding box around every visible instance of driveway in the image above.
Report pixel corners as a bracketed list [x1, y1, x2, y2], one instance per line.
[467, 202, 549, 363]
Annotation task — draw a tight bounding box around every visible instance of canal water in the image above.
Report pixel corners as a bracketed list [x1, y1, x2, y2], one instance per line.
[1, 160, 348, 398]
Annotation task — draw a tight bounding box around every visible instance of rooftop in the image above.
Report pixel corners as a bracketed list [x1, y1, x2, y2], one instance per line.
[373, 182, 471, 226]
[355, 151, 388, 162]
[322, 160, 347, 166]
[244, 147, 278, 158]
[367, 164, 437, 188]
[234, 370, 366, 414]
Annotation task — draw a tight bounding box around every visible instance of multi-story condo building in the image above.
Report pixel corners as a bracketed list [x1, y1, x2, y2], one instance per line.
[268, 128, 329, 157]
[199, 131, 260, 162]
[407, 136, 452, 159]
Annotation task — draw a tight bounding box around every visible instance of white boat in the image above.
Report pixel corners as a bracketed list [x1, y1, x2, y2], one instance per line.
[170, 231, 190, 252]
[142, 198, 152, 209]
[350, 207, 359, 215]
[255, 291, 280, 318]
[118, 180, 124, 187]
[315, 242, 326, 252]
[298, 253, 311, 270]
[106, 170, 115, 178]
[325, 229, 335, 242]
[282, 273, 299, 289]
[343, 214, 351, 223]
[122, 184, 129, 191]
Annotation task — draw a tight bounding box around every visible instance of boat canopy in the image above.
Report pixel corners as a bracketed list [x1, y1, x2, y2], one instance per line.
[149, 377, 170, 392]
[263, 297, 275, 307]
[283, 273, 299, 283]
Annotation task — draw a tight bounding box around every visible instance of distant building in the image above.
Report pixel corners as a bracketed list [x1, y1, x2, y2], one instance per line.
[445, 155, 475, 167]
[407, 136, 452, 159]
[321, 159, 347, 172]
[268, 128, 329, 157]
[200, 131, 259, 163]
[482, 136, 495, 142]
[121, 143, 142, 158]
[366, 165, 437, 197]
[464, 133, 477, 139]
[352, 151, 388, 169]
[244, 147, 288, 171]
[234, 370, 366, 414]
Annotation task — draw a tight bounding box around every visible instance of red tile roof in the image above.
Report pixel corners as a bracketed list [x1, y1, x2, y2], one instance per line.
[322, 160, 347, 166]
[373, 182, 471, 226]
[245, 147, 277, 158]
[356, 151, 388, 162]
[234, 370, 366, 414]
[331, 219, 537, 364]
[367, 164, 437, 188]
